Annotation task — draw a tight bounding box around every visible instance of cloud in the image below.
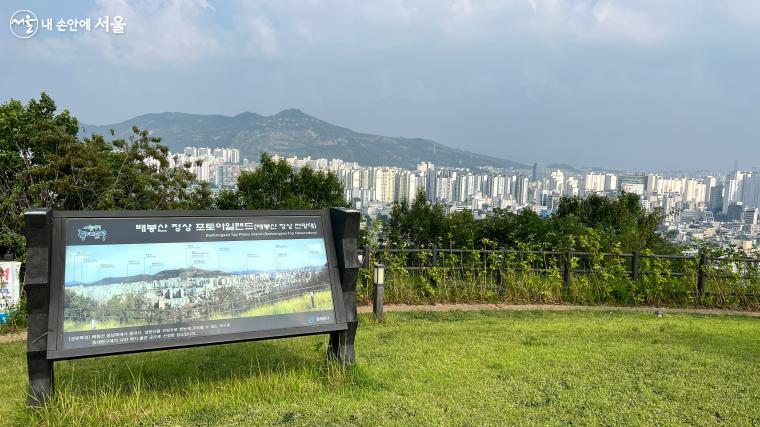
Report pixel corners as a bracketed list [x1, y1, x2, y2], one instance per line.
[226, 0, 666, 56]
[12, 0, 760, 67]
[232, 5, 280, 56]
[517, 0, 663, 45]
[587, 1, 663, 43]
[88, 0, 221, 66]
[719, 0, 760, 23]
[23, 0, 222, 68]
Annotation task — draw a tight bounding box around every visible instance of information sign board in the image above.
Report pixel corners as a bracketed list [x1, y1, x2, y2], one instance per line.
[23, 208, 360, 406]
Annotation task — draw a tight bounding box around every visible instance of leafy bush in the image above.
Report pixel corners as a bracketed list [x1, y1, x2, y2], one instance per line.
[358, 246, 760, 310]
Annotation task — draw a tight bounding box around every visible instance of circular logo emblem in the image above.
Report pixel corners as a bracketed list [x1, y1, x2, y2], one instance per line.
[9, 10, 38, 39]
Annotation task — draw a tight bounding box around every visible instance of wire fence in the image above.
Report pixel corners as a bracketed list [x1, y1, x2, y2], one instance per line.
[358, 246, 760, 309]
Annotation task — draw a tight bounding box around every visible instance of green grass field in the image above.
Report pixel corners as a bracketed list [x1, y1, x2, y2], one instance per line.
[1, 310, 759, 425]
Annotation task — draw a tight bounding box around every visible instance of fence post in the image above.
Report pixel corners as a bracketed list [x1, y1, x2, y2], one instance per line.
[697, 250, 707, 300]
[563, 251, 572, 290]
[631, 251, 640, 282]
[362, 245, 371, 269]
[373, 263, 385, 321]
[496, 247, 505, 290]
[430, 245, 438, 289]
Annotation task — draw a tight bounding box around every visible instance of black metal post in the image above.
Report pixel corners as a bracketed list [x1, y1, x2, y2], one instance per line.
[697, 250, 707, 300]
[430, 244, 438, 289]
[328, 208, 360, 366]
[631, 251, 640, 282]
[24, 208, 54, 407]
[562, 251, 572, 289]
[362, 245, 371, 269]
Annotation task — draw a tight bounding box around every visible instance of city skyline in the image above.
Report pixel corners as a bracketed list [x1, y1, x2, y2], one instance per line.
[175, 147, 759, 251]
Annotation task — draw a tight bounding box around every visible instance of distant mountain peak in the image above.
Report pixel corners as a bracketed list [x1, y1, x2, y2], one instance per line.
[274, 108, 311, 119]
[234, 111, 264, 119]
[81, 266, 226, 286]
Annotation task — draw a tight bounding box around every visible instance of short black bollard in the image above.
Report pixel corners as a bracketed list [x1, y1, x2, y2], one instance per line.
[373, 263, 385, 321]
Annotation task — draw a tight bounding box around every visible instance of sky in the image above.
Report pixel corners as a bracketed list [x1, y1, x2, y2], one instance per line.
[65, 238, 328, 284]
[2, 1, 760, 171]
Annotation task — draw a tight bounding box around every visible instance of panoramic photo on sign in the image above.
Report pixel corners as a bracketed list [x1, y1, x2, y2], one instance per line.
[62, 216, 335, 350]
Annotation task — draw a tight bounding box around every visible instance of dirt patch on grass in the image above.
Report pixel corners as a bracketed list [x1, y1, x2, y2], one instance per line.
[0, 332, 26, 344]
[358, 303, 760, 318]
[3, 304, 757, 343]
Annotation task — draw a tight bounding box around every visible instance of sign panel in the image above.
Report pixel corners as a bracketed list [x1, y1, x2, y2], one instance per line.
[24, 208, 358, 407]
[0, 261, 22, 323]
[59, 215, 337, 351]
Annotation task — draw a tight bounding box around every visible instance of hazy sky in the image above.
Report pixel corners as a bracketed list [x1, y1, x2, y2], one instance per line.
[2, 1, 759, 171]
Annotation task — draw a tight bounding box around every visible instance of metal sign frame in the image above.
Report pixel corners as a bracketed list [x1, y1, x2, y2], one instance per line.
[24, 208, 360, 407]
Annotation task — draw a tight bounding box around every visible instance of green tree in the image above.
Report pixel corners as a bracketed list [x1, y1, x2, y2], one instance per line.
[0, 93, 211, 258]
[218, 153, 347, 210]
[477, 208, 551, 249]
[554, 192, 670, 252]
[384, 190, 478, 248]
[385, 190, 446, 247]
[384, 190, 674, 254]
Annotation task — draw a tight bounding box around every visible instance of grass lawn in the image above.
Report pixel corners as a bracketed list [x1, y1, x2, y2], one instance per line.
[1, 310, 759, 425]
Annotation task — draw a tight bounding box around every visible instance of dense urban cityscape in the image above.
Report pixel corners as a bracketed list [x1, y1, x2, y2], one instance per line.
[170, 146, 759, 253]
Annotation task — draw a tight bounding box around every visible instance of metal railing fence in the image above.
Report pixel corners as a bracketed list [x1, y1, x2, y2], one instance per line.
[359, 246, 760, 310]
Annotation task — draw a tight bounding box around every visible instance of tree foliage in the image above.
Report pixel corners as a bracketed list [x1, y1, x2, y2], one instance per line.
[382, 190, 483, 249]
[383, 190, 672, 253]
[0, 93, 211, 259]
[554, 193, 669, 252]
[216, 153, 347, 210]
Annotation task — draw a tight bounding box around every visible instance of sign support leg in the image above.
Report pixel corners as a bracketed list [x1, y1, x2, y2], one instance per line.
[328, 208, 360, 366]
[27, 351, 54, 407]
[24, 208, 54, 407]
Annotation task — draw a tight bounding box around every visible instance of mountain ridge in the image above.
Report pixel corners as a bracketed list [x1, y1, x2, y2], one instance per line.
[69, 267, 228, 287]
[81, 110, 530, 170]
